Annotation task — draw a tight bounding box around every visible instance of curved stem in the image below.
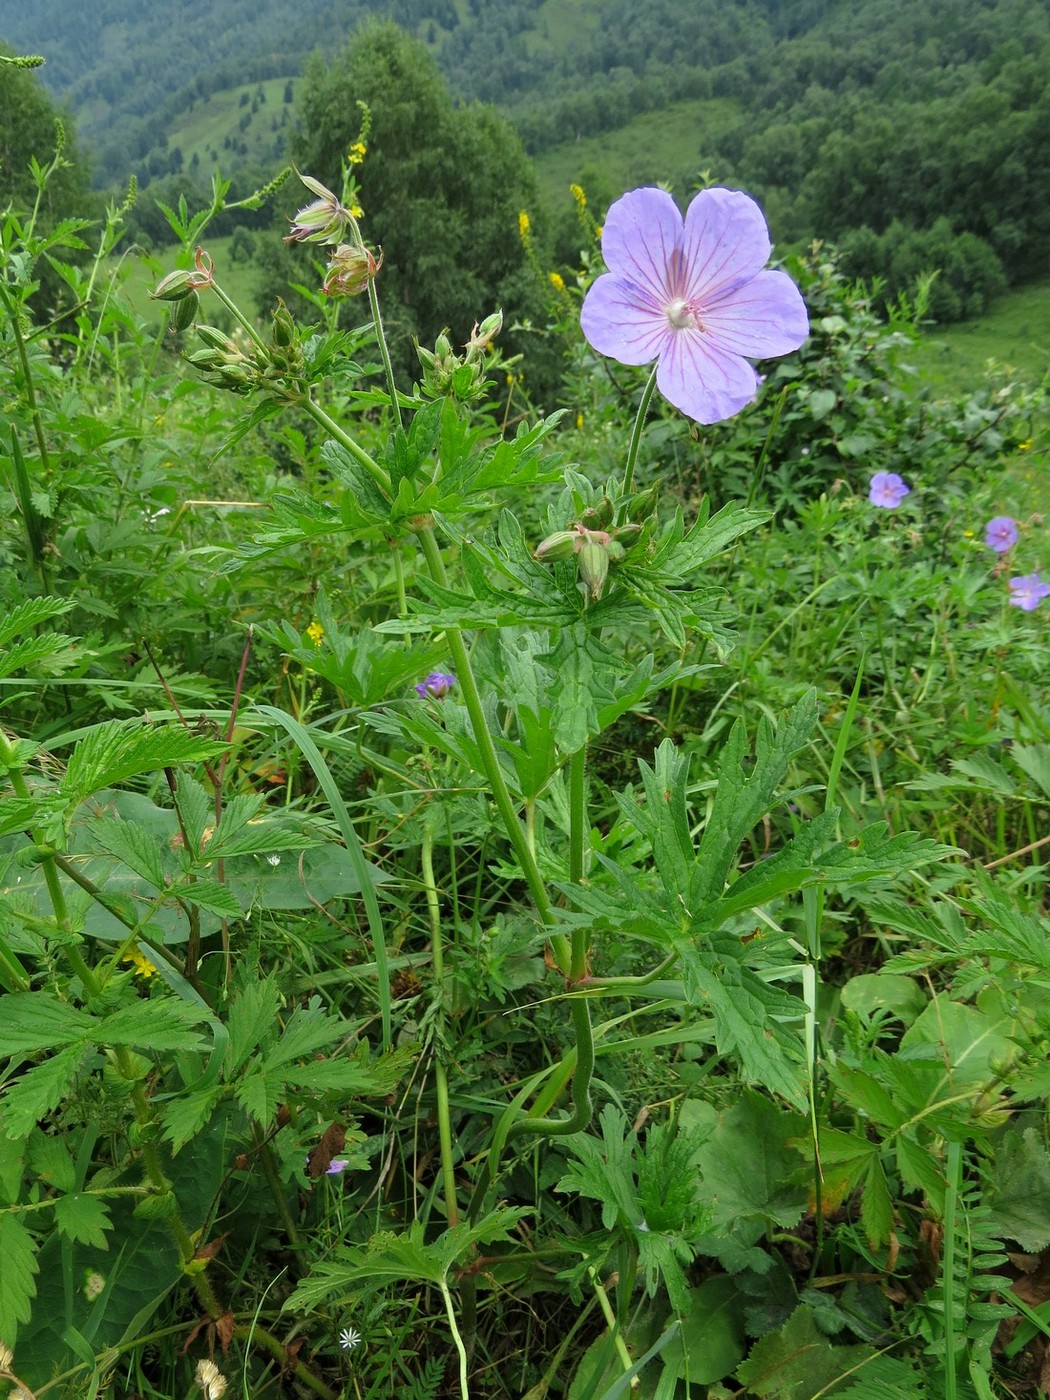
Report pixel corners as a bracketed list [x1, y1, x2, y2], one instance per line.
[621, 364, 659, 497]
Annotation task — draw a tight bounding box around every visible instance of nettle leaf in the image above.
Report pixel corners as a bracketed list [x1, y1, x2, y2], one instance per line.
[0, 1212, 39, 1347]
[225, 976, 283, 1074]
[173, 879, 242, 919]
[53, 1192, 112, 1248]
[1, 1047, 89, 1140]
[2, 993, 96, 1054]
[61, 720, 225, 806]
[0, 595, 74, 647]
[691, 691, 818, 908]
[27, 1131, 75, 1194]
[85, 815, 169, 889]
[97, 999, 209, 1053]
[0, 632, 81, 680]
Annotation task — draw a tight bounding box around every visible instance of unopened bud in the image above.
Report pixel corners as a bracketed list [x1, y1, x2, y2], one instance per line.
[196, 324, 236, 353]
[628, 484, 660, 519]
[271, 298, 296, 346]
[465, 309, 503, 356]
[533, 529, 579, 562]
[168, 291, 199, 332]
[151, 269, 196, 302]
[577, 540, 609, 600]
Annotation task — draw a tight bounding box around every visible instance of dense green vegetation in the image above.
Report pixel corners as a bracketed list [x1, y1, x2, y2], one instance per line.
[1, 21, 1049, 1400]
[2, 0, 1049, 326]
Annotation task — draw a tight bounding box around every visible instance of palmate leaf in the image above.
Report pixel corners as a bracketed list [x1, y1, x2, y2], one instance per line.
[734, 1305, 884, 1397]
[691, 691, 819, 908]
[0, 1212, 39, 1347]
[286, 1208, 532, 1311]
[681, 942, 807, 1108]
[985, 1128, 1050, 1252]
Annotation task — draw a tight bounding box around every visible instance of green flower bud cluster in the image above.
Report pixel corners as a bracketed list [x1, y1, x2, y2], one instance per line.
[183, 300, 305, 399]
[416, 310, 503, 403]
[533, 483, 660, 602]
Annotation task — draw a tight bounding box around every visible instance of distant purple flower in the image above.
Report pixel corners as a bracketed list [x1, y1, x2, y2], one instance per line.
[580, 186, 809, 424]
[868, 472, 910, 509]
[415, 671, 456, 699]
[325, 1159, 349, 1176]
[1008, 573, 1050, 612]
[984, 516, 1019, 553]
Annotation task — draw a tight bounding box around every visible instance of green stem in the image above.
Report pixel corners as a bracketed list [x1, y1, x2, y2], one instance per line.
[299, 396, 391, 494]
[0, 280, 53, 481]
[621, 364, 659, 496]
[422, 822, 460, 1228]
[368, 277, 403, 432]
[209, 279, 269, 356]
[567, 746, 589, 983]
[415, 529, 568, 970]
[232, 1322, 339, 1400]
[440, 1275, 471, 1400]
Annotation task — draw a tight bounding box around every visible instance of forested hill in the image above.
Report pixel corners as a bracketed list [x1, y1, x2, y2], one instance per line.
[2, 0, 1049, 322]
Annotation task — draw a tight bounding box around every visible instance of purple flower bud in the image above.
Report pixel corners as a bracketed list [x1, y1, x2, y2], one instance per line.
[325, 1159, 349, 1176]
[984, 516, 1019, 553]
[415, 671, 456, 699]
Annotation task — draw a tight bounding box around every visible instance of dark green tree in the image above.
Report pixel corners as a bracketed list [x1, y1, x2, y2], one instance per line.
[279, 20, 539, 378]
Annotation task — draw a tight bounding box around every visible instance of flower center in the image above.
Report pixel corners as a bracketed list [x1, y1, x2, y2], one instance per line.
[666, 297, 702, 332]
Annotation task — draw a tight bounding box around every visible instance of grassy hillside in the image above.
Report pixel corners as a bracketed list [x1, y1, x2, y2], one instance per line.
[163, 77, 298, 179]
[913, 279, 1050, 394]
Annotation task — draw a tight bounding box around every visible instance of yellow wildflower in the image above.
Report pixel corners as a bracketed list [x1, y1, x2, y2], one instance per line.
[348, 140, 367, 165]
[570, 183, 586, 208]
[122, 948, 156, 978]
[548, 271, 565, 292]
[306, 620, 325, 646]
[349, 202, 363, 219]
[963, 528, 975, 538]
[576, 413, 584, 430]
[1018, 439, 1033, 451]
[518, 210, 530, 241]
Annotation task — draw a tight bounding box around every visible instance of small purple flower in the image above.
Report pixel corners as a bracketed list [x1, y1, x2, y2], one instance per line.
[325, 1159, 349, 1176]
[415, 671, 456, 699]
[984, 516, 1019, 553]
[580, 186, 808, 424]
[1008, 573, 1050, 612]
[868, 472, 910, 509]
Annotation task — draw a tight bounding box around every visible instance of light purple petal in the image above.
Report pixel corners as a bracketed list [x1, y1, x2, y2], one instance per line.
[580, 272, 669, 366]
[656, 330, 759, 424]
[599, 188, 683, 304]
[681, 188, 772, 303]
[701, 269, 809, 358]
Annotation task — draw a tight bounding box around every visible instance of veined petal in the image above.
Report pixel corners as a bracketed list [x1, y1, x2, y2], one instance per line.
[682, 188, 772, 304]
[656, 330, 759, 424]
[701, 269, 809, 358]
[599, 187, 683, 305]
[580, 272, 670, 366]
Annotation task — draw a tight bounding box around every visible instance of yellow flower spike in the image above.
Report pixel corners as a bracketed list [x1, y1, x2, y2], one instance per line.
[518, 210, 530, 241]
[348, 140, 367, 165]
[306, 620, 325, 646]
[548, 271, 565, 292]
[570, 183, 586, 208]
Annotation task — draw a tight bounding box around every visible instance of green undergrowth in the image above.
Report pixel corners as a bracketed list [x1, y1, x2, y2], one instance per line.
[1, 152, 1049, 1400]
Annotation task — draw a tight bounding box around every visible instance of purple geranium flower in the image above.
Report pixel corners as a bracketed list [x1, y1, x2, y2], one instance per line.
[868, 472, 910, 509]
[984, 516, 1019, 553]
[580, 186, 809, 424]
[415, 671, 456, 699]
[1008, 573, 1050, 612]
